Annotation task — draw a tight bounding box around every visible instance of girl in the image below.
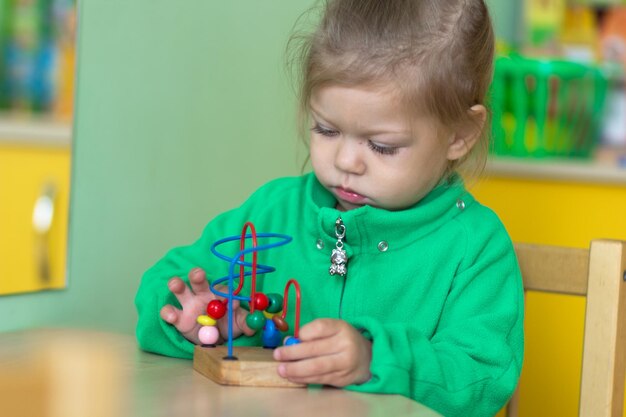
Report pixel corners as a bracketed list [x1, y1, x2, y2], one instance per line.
[135, 1, 524, 416]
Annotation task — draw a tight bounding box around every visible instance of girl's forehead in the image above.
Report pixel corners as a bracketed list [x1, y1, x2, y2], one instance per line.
[309, 84, 444, 134]
[310, 84, 404, 114]
[310, 83, 432, 119]
[311, 77, 407, 97]
[311, 72, 430, 106]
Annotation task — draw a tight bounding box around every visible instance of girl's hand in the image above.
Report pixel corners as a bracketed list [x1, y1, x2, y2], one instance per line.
[273, 318, 372, 387]
[159, 267, 256, 345]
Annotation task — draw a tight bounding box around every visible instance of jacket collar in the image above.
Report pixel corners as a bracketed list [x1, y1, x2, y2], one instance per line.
[304, 172, 474, 255]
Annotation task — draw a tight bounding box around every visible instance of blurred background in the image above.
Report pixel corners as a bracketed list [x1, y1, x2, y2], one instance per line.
[0, 0, 74, 297]
[492, 0, 626, 165]
[0, 1, 625, 417]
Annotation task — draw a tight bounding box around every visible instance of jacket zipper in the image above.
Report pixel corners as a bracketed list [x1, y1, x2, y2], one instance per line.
[330, 216, 348, 318]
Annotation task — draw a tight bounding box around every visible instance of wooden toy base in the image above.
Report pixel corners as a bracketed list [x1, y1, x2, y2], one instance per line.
[193, 345, 305, 388]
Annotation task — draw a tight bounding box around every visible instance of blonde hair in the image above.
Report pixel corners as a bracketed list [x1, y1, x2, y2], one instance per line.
[288, 0, 495, 179]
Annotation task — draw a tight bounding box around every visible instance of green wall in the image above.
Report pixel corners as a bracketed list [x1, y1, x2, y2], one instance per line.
[1, 1, 313, 333]
[0, 0, 518, 334]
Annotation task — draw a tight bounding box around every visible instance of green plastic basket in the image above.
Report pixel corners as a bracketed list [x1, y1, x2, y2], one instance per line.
[491, 55, 608, 158]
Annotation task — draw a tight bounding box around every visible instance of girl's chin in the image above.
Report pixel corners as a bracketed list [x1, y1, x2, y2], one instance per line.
[335, 201, 358, 211]
[335, 199, 373, 211]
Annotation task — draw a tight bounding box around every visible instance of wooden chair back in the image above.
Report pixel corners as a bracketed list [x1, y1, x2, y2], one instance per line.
[507, 240, 626, 417]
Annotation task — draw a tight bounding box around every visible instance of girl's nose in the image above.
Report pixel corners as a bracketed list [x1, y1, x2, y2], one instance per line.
[334, 139, 366, 175]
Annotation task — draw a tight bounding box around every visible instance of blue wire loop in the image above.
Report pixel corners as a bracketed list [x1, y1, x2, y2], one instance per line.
[209, 232, 292, 357]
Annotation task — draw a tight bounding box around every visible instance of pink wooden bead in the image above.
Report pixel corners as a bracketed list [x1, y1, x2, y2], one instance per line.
[198, 325, 219, 345]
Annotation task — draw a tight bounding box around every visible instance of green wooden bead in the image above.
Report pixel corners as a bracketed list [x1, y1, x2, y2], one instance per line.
[245, 310, 266, 330]
[266, 293, 284, 314]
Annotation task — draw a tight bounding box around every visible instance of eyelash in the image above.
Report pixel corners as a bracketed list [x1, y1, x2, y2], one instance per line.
[311, 124, 339, 137]
[311, 123, 399, 156]
[367, 141, 399, 155]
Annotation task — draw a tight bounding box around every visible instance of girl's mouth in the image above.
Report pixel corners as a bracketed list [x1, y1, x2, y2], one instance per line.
[334, 187, 368, 205]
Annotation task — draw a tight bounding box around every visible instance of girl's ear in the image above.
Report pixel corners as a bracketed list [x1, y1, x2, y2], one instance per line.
[446, 104, 487, 161]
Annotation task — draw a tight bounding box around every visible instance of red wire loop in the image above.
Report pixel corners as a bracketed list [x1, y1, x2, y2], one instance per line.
[281, 279, 301, 338]
[237, 222, 258, 312]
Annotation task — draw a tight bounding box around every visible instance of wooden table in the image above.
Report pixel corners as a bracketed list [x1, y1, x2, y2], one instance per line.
[0, 329, 441, 417]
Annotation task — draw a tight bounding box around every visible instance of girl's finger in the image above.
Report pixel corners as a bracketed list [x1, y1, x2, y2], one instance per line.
[282, 369, 350, 387]
[298, 318, 342, 342]
[278, 355, 343, 380]
[279, 353, 368, 387]
[167, 277, 194, 306]
[274, 337, 337, 362]
[160, 304, 182, 326]
[234, 306, 257, 337]
[211, 284, 232, 301]
[188, 268, 211, 295]
[215, 305, 255, 338]
[161, 304, 201, 339]
[215, 299, 245, 336]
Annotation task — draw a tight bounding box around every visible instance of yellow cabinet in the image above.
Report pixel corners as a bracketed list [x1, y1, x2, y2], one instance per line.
[474, 159, 626, 417]
[0, 141, 70, 295]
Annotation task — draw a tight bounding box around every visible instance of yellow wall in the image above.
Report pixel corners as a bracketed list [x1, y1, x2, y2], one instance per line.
[472, 174, 626, 417]
[0, 144, 70, 295]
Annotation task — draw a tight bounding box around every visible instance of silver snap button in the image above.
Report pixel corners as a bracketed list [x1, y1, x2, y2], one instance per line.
[456, 199, 465, 211]
[377, 241, 388, 252]
[316, 239, 324, 250]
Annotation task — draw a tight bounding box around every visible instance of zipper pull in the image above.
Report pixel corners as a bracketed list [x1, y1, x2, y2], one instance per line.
[329, 217, 347, 277]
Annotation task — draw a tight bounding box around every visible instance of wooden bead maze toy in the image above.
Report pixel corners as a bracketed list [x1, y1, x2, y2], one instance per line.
[193, 222, 305, 388]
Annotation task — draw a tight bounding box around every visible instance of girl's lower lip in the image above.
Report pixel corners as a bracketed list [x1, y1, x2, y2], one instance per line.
[334, 187, 368, 204]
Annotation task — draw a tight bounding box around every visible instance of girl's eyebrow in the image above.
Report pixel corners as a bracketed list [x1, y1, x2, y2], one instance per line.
[310, 104, 410, 137]
[309, 106, 334, 126]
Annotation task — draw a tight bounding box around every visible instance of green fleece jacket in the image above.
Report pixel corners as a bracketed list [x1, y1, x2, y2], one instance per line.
[135, 172, 524, 417]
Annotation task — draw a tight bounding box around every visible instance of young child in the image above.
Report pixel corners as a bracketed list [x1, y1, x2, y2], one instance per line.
[135, 1, 524, 416]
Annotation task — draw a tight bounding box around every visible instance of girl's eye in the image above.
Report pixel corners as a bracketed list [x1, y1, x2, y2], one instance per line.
[368, 140, 399, 155]
[311, 123, 339, 137]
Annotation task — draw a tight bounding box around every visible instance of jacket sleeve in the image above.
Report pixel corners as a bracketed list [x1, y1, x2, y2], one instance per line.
[134, 212, 237, 358]
[134, 189, 271, 358]
[346, 224, 524, 417]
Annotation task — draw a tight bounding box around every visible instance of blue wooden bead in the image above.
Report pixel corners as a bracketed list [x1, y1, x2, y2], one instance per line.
[284, 336, 301, 346]
[261, 320, 282, 348]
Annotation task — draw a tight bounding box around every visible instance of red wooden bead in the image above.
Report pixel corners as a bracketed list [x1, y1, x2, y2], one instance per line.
[206, 299, 226, 319]
[272, 316, 289, 332]
[253, 293, 269, 311]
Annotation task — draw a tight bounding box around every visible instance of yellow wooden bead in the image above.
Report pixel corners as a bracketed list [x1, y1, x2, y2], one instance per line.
[197, 315, 217, 326]
[263, 310, 280, 319]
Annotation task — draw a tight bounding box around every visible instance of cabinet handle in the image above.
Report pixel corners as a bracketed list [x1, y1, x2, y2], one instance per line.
[32, 183, 56, 283]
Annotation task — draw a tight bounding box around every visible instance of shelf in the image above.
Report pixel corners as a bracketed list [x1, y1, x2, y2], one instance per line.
[486, 157, 626, 185]
[0, 115, 72, 148]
